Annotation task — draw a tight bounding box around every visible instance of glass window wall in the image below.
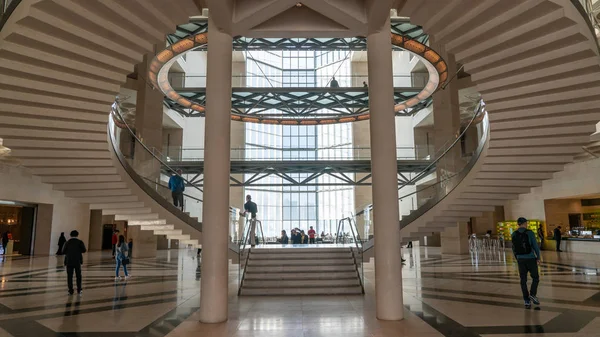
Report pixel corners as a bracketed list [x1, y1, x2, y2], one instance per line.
[244, 50, 354, 238]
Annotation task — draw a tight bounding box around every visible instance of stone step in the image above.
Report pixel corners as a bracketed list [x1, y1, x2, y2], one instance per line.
[114, 213, 159, 221]
[250, 247, 351, 254]
[246, 265, 356, 273]
[240, 286, 363, 296]
[243, 278, 360, 288]
[247, 259, 354, 266]
[244, 271, 358, 280]
[248, 252, 353, 260]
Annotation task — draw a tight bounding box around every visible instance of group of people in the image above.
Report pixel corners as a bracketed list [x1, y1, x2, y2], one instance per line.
[327, 76, 368, 88]
[279, 226, 317, 245]
[58, 229, 132, 296]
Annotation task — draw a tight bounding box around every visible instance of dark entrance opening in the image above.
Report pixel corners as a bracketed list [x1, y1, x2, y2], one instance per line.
[0, 204, 36, 255]
[102, 224, 114, 250]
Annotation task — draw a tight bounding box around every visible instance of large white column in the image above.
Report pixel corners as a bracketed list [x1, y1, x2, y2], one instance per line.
[199, 17, 233, 323]
[367, 17, 404, 321]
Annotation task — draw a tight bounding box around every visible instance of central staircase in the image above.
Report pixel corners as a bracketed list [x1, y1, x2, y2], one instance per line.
[239, 246, 364, 296]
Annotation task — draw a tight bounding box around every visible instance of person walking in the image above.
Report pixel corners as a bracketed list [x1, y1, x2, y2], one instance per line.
[308, 226, 316, 244]
[128, 238, 133, 259]
[1, 231, 9, 255]
[242, 195, 258, 247]
[62, 230, 87, 295]
[511, 217, 541, 308]
[553, 226, 563, 252]
[363, 81, 368, 88]
[168, 169, 185, 211]
[115, 235, 130, 280]
[111, 230, 119, 258]
[56, 232, 67, 255]
[537, 227, 545, 251]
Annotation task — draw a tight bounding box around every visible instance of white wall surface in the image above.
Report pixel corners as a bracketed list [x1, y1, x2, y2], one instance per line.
[505, 158, 600, 221]
[0, 164, 90, 255]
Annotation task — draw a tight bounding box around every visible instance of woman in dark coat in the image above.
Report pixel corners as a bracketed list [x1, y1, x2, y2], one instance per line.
[56, 232, 67, 255]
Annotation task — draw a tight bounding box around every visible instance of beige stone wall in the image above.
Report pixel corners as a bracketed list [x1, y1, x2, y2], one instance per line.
[505, 157, 600, 222]
[0, 165, 91, 256]
[441, 222, 469, 254]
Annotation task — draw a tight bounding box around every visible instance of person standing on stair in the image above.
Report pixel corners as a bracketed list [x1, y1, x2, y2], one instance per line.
[168, 169, 185, 211]
[308, 226, 316, 244]
[243, 195, 258, 247]
[511, 217, 541, 309]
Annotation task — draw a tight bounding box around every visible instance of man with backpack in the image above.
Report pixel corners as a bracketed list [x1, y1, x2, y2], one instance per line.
[511, 217, 541, 308]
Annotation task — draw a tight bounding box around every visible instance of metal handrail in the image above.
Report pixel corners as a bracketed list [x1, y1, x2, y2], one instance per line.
[400, 99, 485, 188]
[140, 176, 204, 203]
[351, 99, 485, 218]
[111, 102, 205, 199]
[335, 216, 364, 293]
[0, 0, 20, 32]
[108, 109, 203, 231]
[398, 105, 489, 228]
[237, 217, 265, 294]
[572, 0, 600, 53]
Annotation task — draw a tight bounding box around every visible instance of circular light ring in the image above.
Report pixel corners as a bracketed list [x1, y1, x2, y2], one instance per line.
[149, 33, 447, 124]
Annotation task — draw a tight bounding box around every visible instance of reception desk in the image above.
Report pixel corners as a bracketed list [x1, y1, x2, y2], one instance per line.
[545, 238, 600, 254]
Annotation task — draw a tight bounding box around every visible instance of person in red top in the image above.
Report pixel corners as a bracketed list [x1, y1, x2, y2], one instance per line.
[308, 226, 316, 244]
[111, 230, 119, 258]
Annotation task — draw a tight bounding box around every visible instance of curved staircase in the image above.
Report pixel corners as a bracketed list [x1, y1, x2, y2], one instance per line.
[396, 0, 600, 239]
[0, 0, 203, 248]
[0, 0, 599, 252]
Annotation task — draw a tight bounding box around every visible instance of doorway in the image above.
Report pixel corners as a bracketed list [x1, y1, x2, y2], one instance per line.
[568, 213, 582, 230]
[102, 224, 114, 250]
[0, 204, 37, 255]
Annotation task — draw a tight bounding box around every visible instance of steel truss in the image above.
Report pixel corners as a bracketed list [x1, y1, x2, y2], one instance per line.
[166, 159, 435, 187]
[164, 87, 432, 118]
[167, 19, 428, 50]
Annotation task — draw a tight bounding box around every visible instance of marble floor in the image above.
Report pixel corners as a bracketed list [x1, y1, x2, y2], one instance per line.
[0, 247, 600, 336]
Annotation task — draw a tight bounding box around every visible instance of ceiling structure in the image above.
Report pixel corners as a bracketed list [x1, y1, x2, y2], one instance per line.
[203, 0, 394, 38]
[167, 158, 435, 187]
[151, 22, 445, 123]
[167, 18, 429, 49]
[163, 87, 433, 118]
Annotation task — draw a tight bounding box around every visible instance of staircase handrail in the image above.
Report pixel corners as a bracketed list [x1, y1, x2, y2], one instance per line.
[398, 103, 489, 228]
[0, 0, 21, 32]
[108, 104, 203, 231]
[139, 175, 204, 203]
[334, 216, 365, 293]
[351, 99, 486, 219]
[111, 102, 206, 199]
[237, 216, 256, 294]
[572, 0, 600, 53]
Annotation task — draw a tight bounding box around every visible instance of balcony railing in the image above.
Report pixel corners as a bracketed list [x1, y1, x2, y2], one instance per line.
[160, 145, 435, 162]
[167, 73, 429, 89]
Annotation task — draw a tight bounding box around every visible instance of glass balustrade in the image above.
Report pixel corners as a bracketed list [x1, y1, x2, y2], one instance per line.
[167, 74, 428, 89]
[160, 145, 433, 162]
[109, 100, 206, 223]
[349, 99, 489, 241]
